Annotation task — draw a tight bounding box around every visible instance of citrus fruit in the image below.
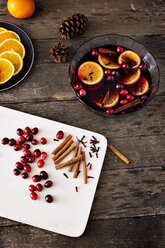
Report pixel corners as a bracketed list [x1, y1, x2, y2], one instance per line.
[0, 39, 25, 58]
[0, 31, 20, 45]
[118, 50, 141, 69]
[77, 61, 104, 85]
[0, 51, 23, 75]
[118, 68, 141, 85]
[0, 58, 15, 84]
[98, 53, 121, 69]
[0, 28, 7, 33]
[7, 0, 35, 19]
[127, 76, 149, 95]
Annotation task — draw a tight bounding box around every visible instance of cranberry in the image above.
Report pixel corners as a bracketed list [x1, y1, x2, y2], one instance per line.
[122, 63, 130, 70]
[141, 94, 147, 100]
[40, 137, 47, 145]
[29, 185, 36, 192]
[116, 83, 124, 89]
[33, 149, 41, 157]
[18, 136, 25, 144]
[79, 89, 86, 97]
[56, 131, 64, 140]
[44, 180, 53, 188]
[45, 194, 53, 203]
[41, 152, 47, 160]
[22, 172, 28, 179]
[8, 138, 16, 146]
[20, 156, 28, 164]
[36, 183, 43, 192]
[40, 171, 48, 180]
[120, 99, 128, 105]
[13, 143, 22, 151]
[1, 137, 9, 145]
[32, 175, 41, 183]
[30, 192, 37, 200]
[26, 134, 33, 141]
[120, 89, 128, 96]
[74, 83, 83, 91]
[139, 63, 147, 70]
[117, 46, 124, 53]
[24, 144, 30, 150]
[24, 164, 31, 173]
[24, 127, 31, 135]
[28, 155, 35, 163]
[23, 149, 31, 157]
[126, 94, 135, 101]
[107, 75, 114, 81]
[16, 128, 24, 136]
[31, 139, 38, 145]
[104, 68, 111, 75]
[37, 159, 45, 168]
[91, 49, 98, 56]
[106, 108, 114, 115]
[13, 168, 20, 176]
[15, 162, 23, 170]
[32, 127, 38, 135]
[111, 70, 119, 78]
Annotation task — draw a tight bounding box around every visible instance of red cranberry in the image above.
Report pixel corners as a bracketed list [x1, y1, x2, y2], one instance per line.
[117, 46, 124, 53]
[120, 99, 128, 105]
[26, 134, 33, 141]
[32, 127, 38, 135]
[91, 49, 98, 56]
[15, 162, 23, 170]
[44, 180, 53, 188]
[40, 171, 48, 180]
[107, 75, 114, 81]
[74, 83, 83, 91]
[45, 194, 53, 203]
[79, 89, 86, 97]
[56, 131, 64, 140]
[23, 149, 31, 157]
[41, 152, 47, 160]
[126, 94, 135, 101]
[33, 149, 41, 157]
[22, 172, 28, 179]
[24, 127, 31, 135]
[120, 89, 128, 95]
[20, 156, 28, 164]
[13, 143, 22, 151]
[111, 70, 119, 78]
[13, 168, 20, 176]
[24, 164, 31, 173]
[16, 128, 24, 136]
[32, 175, 41, 182]
[122, 63, 130, 70]
[139, 63, 147, 70]
[24, 144, 30, 150]
[36, 183, 43, 192]
[31, 139, 38, 145]
[104, 68, 111, 75]
[141, 94, 147, 100]
[28, 155, 35, 163]
[106, 108, 114, 115]
[18, 136, 25, 144]
[116, 83, 124, 89]
[8, 139, 16, 146]
[37, 159, 45, 168]
[40, 137, 47, 145]
[30, 192, 37, 200]
[29, 185, 36, 192]
[1, 137, 9, 145]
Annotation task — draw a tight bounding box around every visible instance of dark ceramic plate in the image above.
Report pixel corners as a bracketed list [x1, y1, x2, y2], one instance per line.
[0, 22, 34, 91]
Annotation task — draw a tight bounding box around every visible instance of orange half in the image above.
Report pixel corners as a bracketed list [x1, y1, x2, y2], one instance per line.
[98, 53, 121, 69]
[127, 76, 149, 95]
[118, 50, 141, 69]
[118, 68, 141, 85]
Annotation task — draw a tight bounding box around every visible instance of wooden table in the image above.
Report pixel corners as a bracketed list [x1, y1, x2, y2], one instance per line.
[0, 0, 165, 247]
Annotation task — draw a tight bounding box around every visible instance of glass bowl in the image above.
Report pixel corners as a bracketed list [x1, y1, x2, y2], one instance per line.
[69, 34, 160, 117]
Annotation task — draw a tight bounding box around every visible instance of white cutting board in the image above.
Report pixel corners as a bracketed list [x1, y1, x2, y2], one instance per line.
[0, 106, 107, 237]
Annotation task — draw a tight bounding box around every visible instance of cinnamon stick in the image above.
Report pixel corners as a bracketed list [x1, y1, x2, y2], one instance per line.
[101, 90, 110, 107]
[68, 140, 80, 172]
[54, 144, 75, 165]
[52, 139, 73, 160]
[82, 151, 87, 184]
[52, 134, 72, 154]
[73, 147, 82, 178]
[55, 154, 83, 170]
[114, 99, 141, 114]
[108, 144, 130, 164]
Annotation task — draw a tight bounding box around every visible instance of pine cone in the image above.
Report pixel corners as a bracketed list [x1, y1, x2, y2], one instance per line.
[50, 42, 69, 63]
[59, 13, 88, 39]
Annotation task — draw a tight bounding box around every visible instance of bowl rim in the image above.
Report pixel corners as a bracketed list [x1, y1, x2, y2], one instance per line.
[69, 33, 160, 117]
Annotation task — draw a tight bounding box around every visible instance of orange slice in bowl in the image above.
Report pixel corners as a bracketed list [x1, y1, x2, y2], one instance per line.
[0, 28, 7, 33]
[118, 68, 141, 85]
[98, 53, 121, 69]
[127, 76, 149, 95]
[0, 31, 20, 45]
[77, 61, 104, 85]
[118, 50, 141, 69]
[0, 58, 15, 84]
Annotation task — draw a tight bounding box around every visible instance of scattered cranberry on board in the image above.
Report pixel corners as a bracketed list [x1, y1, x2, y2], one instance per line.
[40, 137, 47, 144]
[56, 131, 64, 140]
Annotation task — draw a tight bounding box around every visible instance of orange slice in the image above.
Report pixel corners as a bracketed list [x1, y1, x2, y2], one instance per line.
[0, 27, 7, 33]
[118, 68, 141, 85]
[0, 31, 20, 45]
[118, 50, 141, 69]
[98, 53, 121, 69]
[77, 61, 104, 85]
[0, 58, 15, 84]
[127, 76, 149, 95]
[0, 38, 25, 58]
[0, 51, 23, 75]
